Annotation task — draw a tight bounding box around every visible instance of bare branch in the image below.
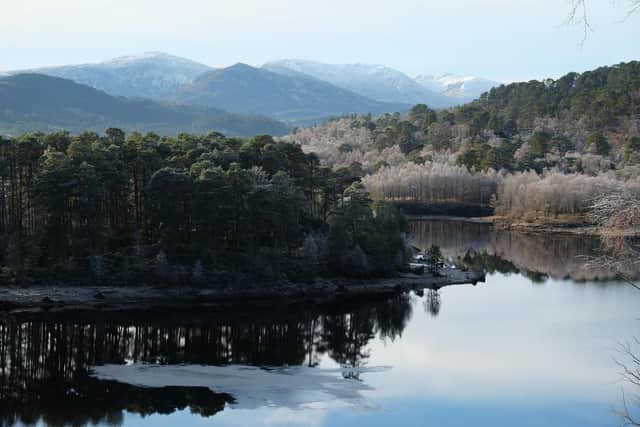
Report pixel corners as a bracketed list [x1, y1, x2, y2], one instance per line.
[566, 0, 640, 43]
[627, 0, 640, 17]
[616, 340, 640, 425]
[566, 0, 594, 46]
[586, 191, 640, 286]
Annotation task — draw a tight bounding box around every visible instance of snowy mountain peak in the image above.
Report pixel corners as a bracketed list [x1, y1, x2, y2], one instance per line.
[102, 52, 208, 69]
[27, 52, 213, 100]
[414, 74, 500, 101]
[264, 59, 450, 107]
[264, 59, 405, 83]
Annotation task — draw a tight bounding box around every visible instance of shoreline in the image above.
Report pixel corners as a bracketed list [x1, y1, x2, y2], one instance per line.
[0, 270, 484, 315]
[407, 214, 605, 236]
[490, 216, 601, 235]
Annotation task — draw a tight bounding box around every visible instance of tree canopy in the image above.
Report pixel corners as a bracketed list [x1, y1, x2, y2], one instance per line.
[0, 129, 408, 283]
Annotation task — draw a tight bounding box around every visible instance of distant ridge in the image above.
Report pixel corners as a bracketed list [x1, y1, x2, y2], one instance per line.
[174, 63, 410, 125]
[0, 73, 288, 136]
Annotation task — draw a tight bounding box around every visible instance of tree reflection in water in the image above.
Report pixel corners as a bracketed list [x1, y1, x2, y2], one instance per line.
[424, 290, 441, 318]
[0, 294, 413, 425]
[410, 219, 640, 281]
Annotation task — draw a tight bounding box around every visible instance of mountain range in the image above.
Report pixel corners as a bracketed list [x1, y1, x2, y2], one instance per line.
[2, 52, 501, 133]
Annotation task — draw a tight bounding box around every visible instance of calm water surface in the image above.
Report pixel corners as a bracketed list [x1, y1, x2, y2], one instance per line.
[2, 219, 639, 427]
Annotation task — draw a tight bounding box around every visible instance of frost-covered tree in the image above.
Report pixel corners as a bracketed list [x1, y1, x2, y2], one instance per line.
[362, 162, 500, 206]
[494, 171, 627, 220]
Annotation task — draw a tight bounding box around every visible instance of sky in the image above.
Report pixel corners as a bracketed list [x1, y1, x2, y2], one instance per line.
[0, 0, 638, 82]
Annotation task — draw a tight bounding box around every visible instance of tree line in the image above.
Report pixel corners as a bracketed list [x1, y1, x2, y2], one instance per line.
[362, 162, 499, 206]
[493, 170, 636, 220]
[363, 161, 640, 221]
[0, 129, 408, 283]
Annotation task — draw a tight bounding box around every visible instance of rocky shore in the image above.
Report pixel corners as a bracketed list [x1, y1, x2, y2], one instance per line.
[0, 269, 485, 315]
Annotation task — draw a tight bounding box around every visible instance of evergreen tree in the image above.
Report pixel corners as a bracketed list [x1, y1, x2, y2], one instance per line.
[586, 131, 611, 156]
[425, 245, 443, 274]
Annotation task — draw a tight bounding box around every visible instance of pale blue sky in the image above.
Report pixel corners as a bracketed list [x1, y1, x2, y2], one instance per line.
[0, 0, 638, 82]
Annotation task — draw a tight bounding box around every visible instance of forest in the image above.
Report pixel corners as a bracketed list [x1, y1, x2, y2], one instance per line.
[0, 130, 408, 284]
[287, 61, 640, 222]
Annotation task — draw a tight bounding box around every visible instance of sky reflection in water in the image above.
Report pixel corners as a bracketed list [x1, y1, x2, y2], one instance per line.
[109, 272, 640, 427]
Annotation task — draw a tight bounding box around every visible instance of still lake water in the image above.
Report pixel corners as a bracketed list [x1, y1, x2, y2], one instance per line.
[2, 219, 640, 427]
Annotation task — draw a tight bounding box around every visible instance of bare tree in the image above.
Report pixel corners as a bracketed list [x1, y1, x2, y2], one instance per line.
[362, 162, 500, 206]
[616, 339, 640, 425]
[495, 171, 627, 220]
[588, 191, 640, 287]
[588, 192, 640, 424]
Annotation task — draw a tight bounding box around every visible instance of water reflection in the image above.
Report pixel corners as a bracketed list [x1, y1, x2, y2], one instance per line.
[410, 219, 640, 280]
[1, 220, 636, 427]
[0, 295, 413, 425]
[424, 289, 441, 317]
[0, 377, 231, 427]
[92, 364, 390, 411]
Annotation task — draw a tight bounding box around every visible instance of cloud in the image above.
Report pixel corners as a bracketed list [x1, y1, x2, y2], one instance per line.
[92, 364, 389, 411]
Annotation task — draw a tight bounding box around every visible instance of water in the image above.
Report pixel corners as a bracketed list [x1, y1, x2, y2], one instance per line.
[1, 219, 639, 427]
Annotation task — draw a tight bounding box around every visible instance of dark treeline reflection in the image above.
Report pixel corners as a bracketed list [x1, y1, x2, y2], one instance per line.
[410, 219, 640, 281]
[0, 295, 412, 426]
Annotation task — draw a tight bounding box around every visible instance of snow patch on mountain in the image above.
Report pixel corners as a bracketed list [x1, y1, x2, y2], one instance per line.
[414, 74, 500, 101]
[8, 52, 502, 111]
[29, 52, 213, 99]
[264, 59, 450, 108]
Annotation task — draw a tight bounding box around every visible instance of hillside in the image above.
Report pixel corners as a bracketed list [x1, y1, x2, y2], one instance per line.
[0, 73, 288, 136]
[174, 63, 409, 125]
[31, 52, 212, 99]
[476, 62, 640, 129]
[287, 61, 640, 174]
[284, 61, 640, 224]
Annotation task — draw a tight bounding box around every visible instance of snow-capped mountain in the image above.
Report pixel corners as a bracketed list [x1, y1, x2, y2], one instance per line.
[414, 74, 500, 102]
[29, 52, 213, 100]
[6, 52, 503, 126]
[264, 59, 450, 108]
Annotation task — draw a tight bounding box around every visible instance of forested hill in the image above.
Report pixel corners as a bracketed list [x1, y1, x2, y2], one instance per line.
[288, 61, 640, 176]
[0, 73, 289, 137]
[475, 61, 640, 130]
